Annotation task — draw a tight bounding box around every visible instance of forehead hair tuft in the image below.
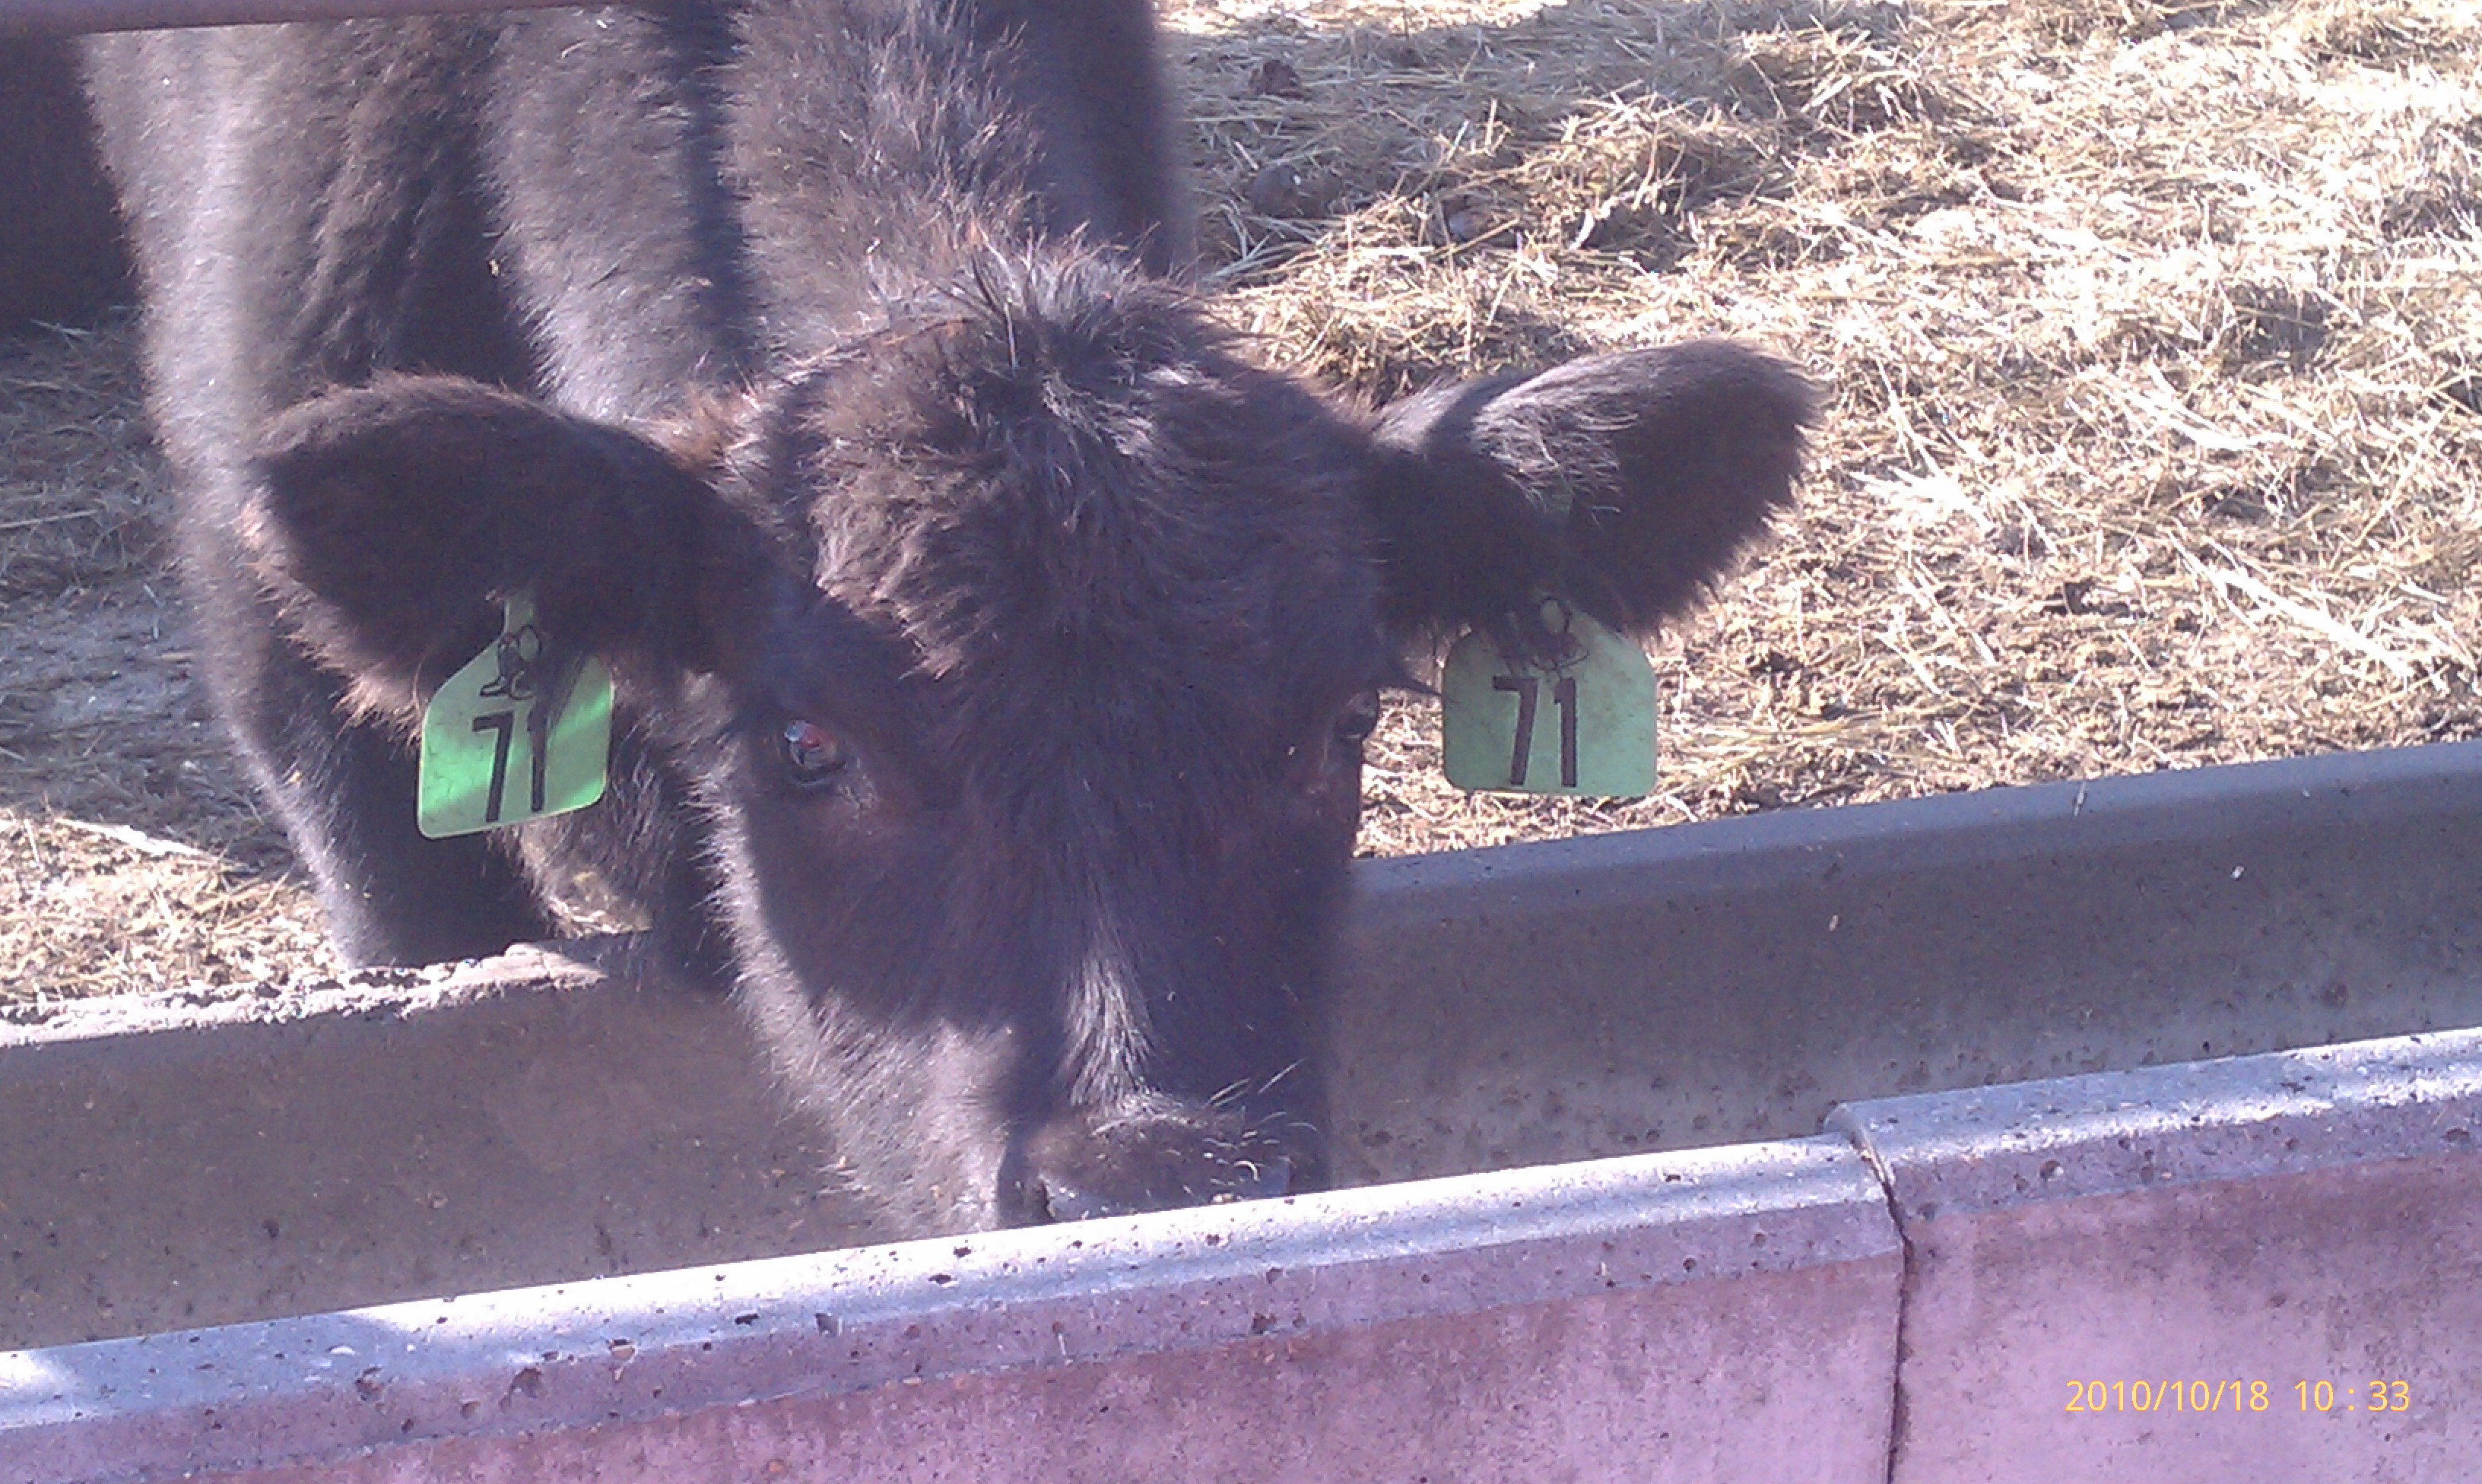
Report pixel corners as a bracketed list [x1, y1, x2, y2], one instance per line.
[752, 252, 1382, 706]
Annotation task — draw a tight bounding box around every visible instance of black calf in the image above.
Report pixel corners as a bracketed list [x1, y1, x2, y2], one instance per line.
[86, 0, 1811, 1232]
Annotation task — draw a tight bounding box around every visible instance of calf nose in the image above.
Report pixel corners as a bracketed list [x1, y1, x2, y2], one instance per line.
[1020, 1102, 1309, 1223]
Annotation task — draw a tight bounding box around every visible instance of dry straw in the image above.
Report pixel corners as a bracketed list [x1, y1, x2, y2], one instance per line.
[1168, 0, 2480, 855]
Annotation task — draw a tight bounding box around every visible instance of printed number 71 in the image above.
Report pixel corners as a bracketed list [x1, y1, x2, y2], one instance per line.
[1490, 674, 1579, 788]
[470, 709, 549, 823]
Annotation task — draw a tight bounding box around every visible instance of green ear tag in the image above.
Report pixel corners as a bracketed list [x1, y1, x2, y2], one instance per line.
[1440, 604, 1658, 798]
[416, 594, 613, 839]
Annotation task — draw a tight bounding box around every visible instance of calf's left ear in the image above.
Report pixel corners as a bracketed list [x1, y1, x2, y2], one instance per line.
[1359, 340, 1814, 655]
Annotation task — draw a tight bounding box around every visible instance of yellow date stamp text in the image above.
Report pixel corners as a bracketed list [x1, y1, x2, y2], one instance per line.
[2064, 1379, 2413, 1415]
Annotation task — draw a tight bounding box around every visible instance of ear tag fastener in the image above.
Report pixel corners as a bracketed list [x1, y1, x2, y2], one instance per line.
[1440, 600, 1658, 799]
[417, 593, 613, 839]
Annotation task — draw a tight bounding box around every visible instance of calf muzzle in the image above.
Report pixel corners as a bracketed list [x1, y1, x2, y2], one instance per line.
[1015, 1099, 1319, 1224]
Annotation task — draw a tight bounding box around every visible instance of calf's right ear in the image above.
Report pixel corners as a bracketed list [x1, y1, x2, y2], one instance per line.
[247, 375, 766, 716]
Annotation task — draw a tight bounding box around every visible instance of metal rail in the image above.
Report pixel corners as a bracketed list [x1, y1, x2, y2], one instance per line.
[1, 0, 583, 37]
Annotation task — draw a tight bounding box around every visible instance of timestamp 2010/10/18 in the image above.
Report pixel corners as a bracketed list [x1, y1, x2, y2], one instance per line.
[2065, 1379, 2413, 1415]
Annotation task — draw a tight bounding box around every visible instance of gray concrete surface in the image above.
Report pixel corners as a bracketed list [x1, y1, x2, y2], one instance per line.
[1328, 739, 2482, 1185]
[1833, 1027, 2482, 1484]
[2, 1137, 1903, 1484]
[5, 742, 2479, 1356]
[17, 1027, 2482, 1482]
[1, 946, 877, 1352]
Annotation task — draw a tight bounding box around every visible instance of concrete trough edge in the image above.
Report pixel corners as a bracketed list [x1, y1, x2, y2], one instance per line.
[19, 1023, 2482, 1481]
[6, 742, 2479, 1476]
[1351, 738, 2482, 929]
[0, 943, 612, 1067]
[1, 1137, 1896, 1484]
[8, 738, 2475, 1061]
[1830, 1029, 2482, 1483]
[1827, 1024, 2482, 1219]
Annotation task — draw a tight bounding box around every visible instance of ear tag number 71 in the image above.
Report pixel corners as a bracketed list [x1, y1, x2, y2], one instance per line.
[1440, 604, 1657, 798]
[416, 594, 613, 839]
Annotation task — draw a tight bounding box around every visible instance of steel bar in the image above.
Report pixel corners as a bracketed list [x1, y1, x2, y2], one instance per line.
[1, 0, 587, 39]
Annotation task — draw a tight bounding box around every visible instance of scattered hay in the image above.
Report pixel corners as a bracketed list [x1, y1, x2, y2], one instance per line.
[0, 316, 162, 601]
[2279, 0, 2471, 65]
[1167, 0, 2481, 851]
[0, 810, 333, 1002]
[0, 319, 327, 1004]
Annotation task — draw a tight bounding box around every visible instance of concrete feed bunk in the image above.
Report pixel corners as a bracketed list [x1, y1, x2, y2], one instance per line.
[5, 741, 2480, 1482]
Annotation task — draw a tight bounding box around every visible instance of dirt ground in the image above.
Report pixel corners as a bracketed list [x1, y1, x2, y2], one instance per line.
[3, 0, 2476, 1002]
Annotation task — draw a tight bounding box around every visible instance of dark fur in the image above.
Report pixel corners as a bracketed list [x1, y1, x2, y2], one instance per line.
[0, 38, 128, 331]
[87, 0, 1811, 1233]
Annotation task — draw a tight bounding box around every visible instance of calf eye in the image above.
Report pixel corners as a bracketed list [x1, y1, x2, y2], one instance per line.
[1333, 690, 1381, 747]
[779, 719, 855, 788]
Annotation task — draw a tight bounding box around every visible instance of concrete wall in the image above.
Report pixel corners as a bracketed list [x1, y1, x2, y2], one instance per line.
[9, 742, 2477, 1355]
[1834, 1031, 2482, 1483]
[8, 1029, 2479, 1482]
[5, 743, 2480, 1479]
[1, 947, 876, 1353]
[5, 1140, 1904, 1484]
[1325, 737, 2482, 1184]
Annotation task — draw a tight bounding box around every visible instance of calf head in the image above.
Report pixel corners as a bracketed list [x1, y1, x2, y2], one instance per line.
[247, 258, 1811, 1232]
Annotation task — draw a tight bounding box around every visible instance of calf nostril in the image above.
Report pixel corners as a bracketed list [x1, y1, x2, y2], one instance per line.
[1033, 1176, 1110, 1225]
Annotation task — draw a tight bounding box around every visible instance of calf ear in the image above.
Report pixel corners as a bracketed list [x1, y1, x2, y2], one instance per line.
[1360, 341, 1814, 656]
[246, 375, 761, 716]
